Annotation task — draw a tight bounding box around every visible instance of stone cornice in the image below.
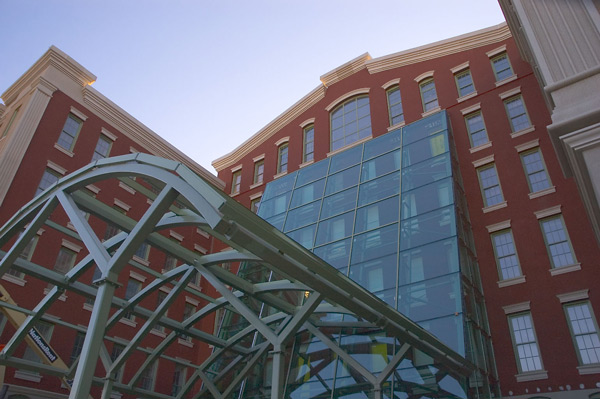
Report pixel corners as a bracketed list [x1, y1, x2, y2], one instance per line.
[82, 86, 224, 189]
[1, 46, 96, 106]
[320, 53, 372, 87]
[366, 23, 511, 74]
[212, 85, 326, 171]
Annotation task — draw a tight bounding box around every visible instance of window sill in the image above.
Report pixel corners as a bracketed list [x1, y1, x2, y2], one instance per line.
[495, 74, 518, 87]
[54, 143, 74, 157]
[299, 160, 314, 168]
[327, 135, 373, 158]
[549, 263, 581, 276]
[249, 182, 263, 189]
[469, 142, 492, 154]
[497, 275, 526, 288]
[528, 186, 556, 199]
[132, 255, 150, 267]
[83, 302, 93, 311]
[230, 191, 240, 198]
[421, 106, 442, 118]
[119, 318, 137, 327]
[178, 338, 194, 347]
[457, 91, 478, 103]
[482, 201, 507, 213]
[577, 364, 600, 375]
[2, 273, 26, 286]
[150, 328, 166, 338]
[118, 181, 136, 195]
[510, 126, 535, 138]
[272, 171, 288, 180]
[515, 370, 548, 382]
[14, 370, 42, 382]
[387, 121, 405, 132]
[187, 282, 202, 292]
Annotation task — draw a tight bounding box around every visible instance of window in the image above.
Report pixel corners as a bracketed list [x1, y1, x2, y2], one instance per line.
[465, 112, 488, 148]
[104, 223, 121, 241]
[277, 143, 289, 174]
[491, 230, 521, 280]
[540, 216, 576, 268]
[139, 360, 157, 390]
[386, 86, 404, 126]
[419, 79, 439, 112]
[508, 312, 543, 372]
[124, 279, 142, 320]
[164, 254, 177, 271]
[491, 53, 514, 81]
[172, 364, 186, 396]
[69, 332, 86, 365]
[1, 106, 20, 138]
[57, 114, 82, 151]
[521, 149, 551, 193]
[110, 343, 125, 381]
[231, 170, 242, 195]
[134, 242, 150, 261]
[36, 169, 61, 196]
[504, 95, 531, 132]
[251, 197, 261, 214]
[23, 322, 53, 364]
[303, 125, 315, 163]
[455, 69, 475, 97]
[253, 161, 264, 185]
[182, 303, 195, 341]
[564, 302, 600, 365]
[9, 235, 38, 278]
[153, 291, 168, 333]
[330, 96, 371, 151]
[53, 247, 76, 274]
[91, 135, 112, 161]
[477, 164, 504, 207]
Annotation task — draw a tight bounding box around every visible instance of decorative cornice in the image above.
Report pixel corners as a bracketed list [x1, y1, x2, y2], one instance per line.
[320, 53, 372, 87]
[366, 23, 511, 74]
[1, 46, 96, 106]
[503, 301, 531, 314]
[82, 86, 223, 189]
[212, 85, 326, 171]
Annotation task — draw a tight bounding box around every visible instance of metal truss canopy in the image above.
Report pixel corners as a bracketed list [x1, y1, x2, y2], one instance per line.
[0, 154, 475, 399]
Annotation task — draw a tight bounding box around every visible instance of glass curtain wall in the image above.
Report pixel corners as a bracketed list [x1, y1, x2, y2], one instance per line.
[232, 112, 496, 398]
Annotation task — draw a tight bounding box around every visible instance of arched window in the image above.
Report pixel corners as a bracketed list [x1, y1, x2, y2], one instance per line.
[330, 96, 371, 151]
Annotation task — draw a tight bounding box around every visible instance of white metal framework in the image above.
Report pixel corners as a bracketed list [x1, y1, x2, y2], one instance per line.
[0, 154, 474, 399]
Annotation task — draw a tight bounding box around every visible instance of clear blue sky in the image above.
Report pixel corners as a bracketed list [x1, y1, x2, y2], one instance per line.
[0, 0, 505, 175]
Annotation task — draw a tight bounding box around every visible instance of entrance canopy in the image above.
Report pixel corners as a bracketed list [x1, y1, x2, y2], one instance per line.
[0, 154, 474, 399]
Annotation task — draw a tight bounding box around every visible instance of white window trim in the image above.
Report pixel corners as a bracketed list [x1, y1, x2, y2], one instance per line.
[472, 154, 495, 168]
[129, 271, 146, 282]
[249, 191, 263, 200]
[69, 106, 88, 121]
[414, 70, 435, 83]
[381, 78, 400, 90]
[196, 228, 209, 238]
[47, 161, 67, 175]
[486, 44, 507, 58]
[557, 289, 589, 303]
[252, 153, 265, 162]
[274, 136, 290, 147]
[450, 61, 470, 74]
[325, 88, 370, 111]
[534, 205, 562, 219]
[499, 86, 522, 100]
[61, 239, 82, 253]
[118, 181, 136, 195]
[460, 102, 482, 116]
[101, 127, 117, 141]
[469, 142, 493, 154]
[515, 139, 540, 153]
[113, 198, 131, 212]
[230, 164, 242, 173]
[486, 219, 511, 233]
[86, 184, 101, 194]
[503, 301, 531, 315]
[194, 244, 207, 254]
[185, 296, 199, 306]
[299, 118, 315, 128]
[169, 230, 184, 242]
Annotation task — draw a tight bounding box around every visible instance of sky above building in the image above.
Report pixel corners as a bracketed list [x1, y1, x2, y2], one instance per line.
[0, 0, 505, 175]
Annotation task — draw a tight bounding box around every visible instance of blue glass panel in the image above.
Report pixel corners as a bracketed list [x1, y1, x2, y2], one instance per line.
[360, 150, 401, 182]
[363, 129, 402, 160]
[325, 165, 360, 195]
[260, 172, 296, 201]
[397, 273, 462, 322]
[258, 192, 292, 219]
[351, 224, 398, 264]
[401, 152, 451, 192]
[314, 238, 351, 270]
[418, 313, 465, 355]
[355, 196, 399, 234]
[296, 158, 329, 186]
[402, 111, 447, 146]
[265, 213, 285, 231]
[349, 253, 397, 294]
[402, 132, 448, 167]
[329, 145, 363, 173]
[398, 238, 459, 286]
[287, 224, 316, 249]
[321, 186, 358, 219]
[290, 178, 326, 208]
[400, 206, 456, 250]
[284, 201, 321, 232]
[315, 211, 355, 245]
[357, 171, 400, 206]
[401, 177, 454, 220]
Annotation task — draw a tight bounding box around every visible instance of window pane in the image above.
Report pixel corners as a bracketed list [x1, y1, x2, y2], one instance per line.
[465, 112, 488, 148]
[492, 230, 521, 280]
[540, 216, 575, 268]
[321, 186, 358, 219]
[478, 165, 504, 207]
[509, 313, 543, 372]
[566, 302, 600, 365]
[330, 96, 371, 151]
[521, 149, 551, 192]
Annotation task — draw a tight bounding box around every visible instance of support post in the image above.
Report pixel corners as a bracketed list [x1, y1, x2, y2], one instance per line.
[270, 344, 285, 399]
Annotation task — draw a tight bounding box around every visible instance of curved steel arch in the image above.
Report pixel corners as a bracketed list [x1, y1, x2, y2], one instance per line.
[0, 154, 475, 399]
